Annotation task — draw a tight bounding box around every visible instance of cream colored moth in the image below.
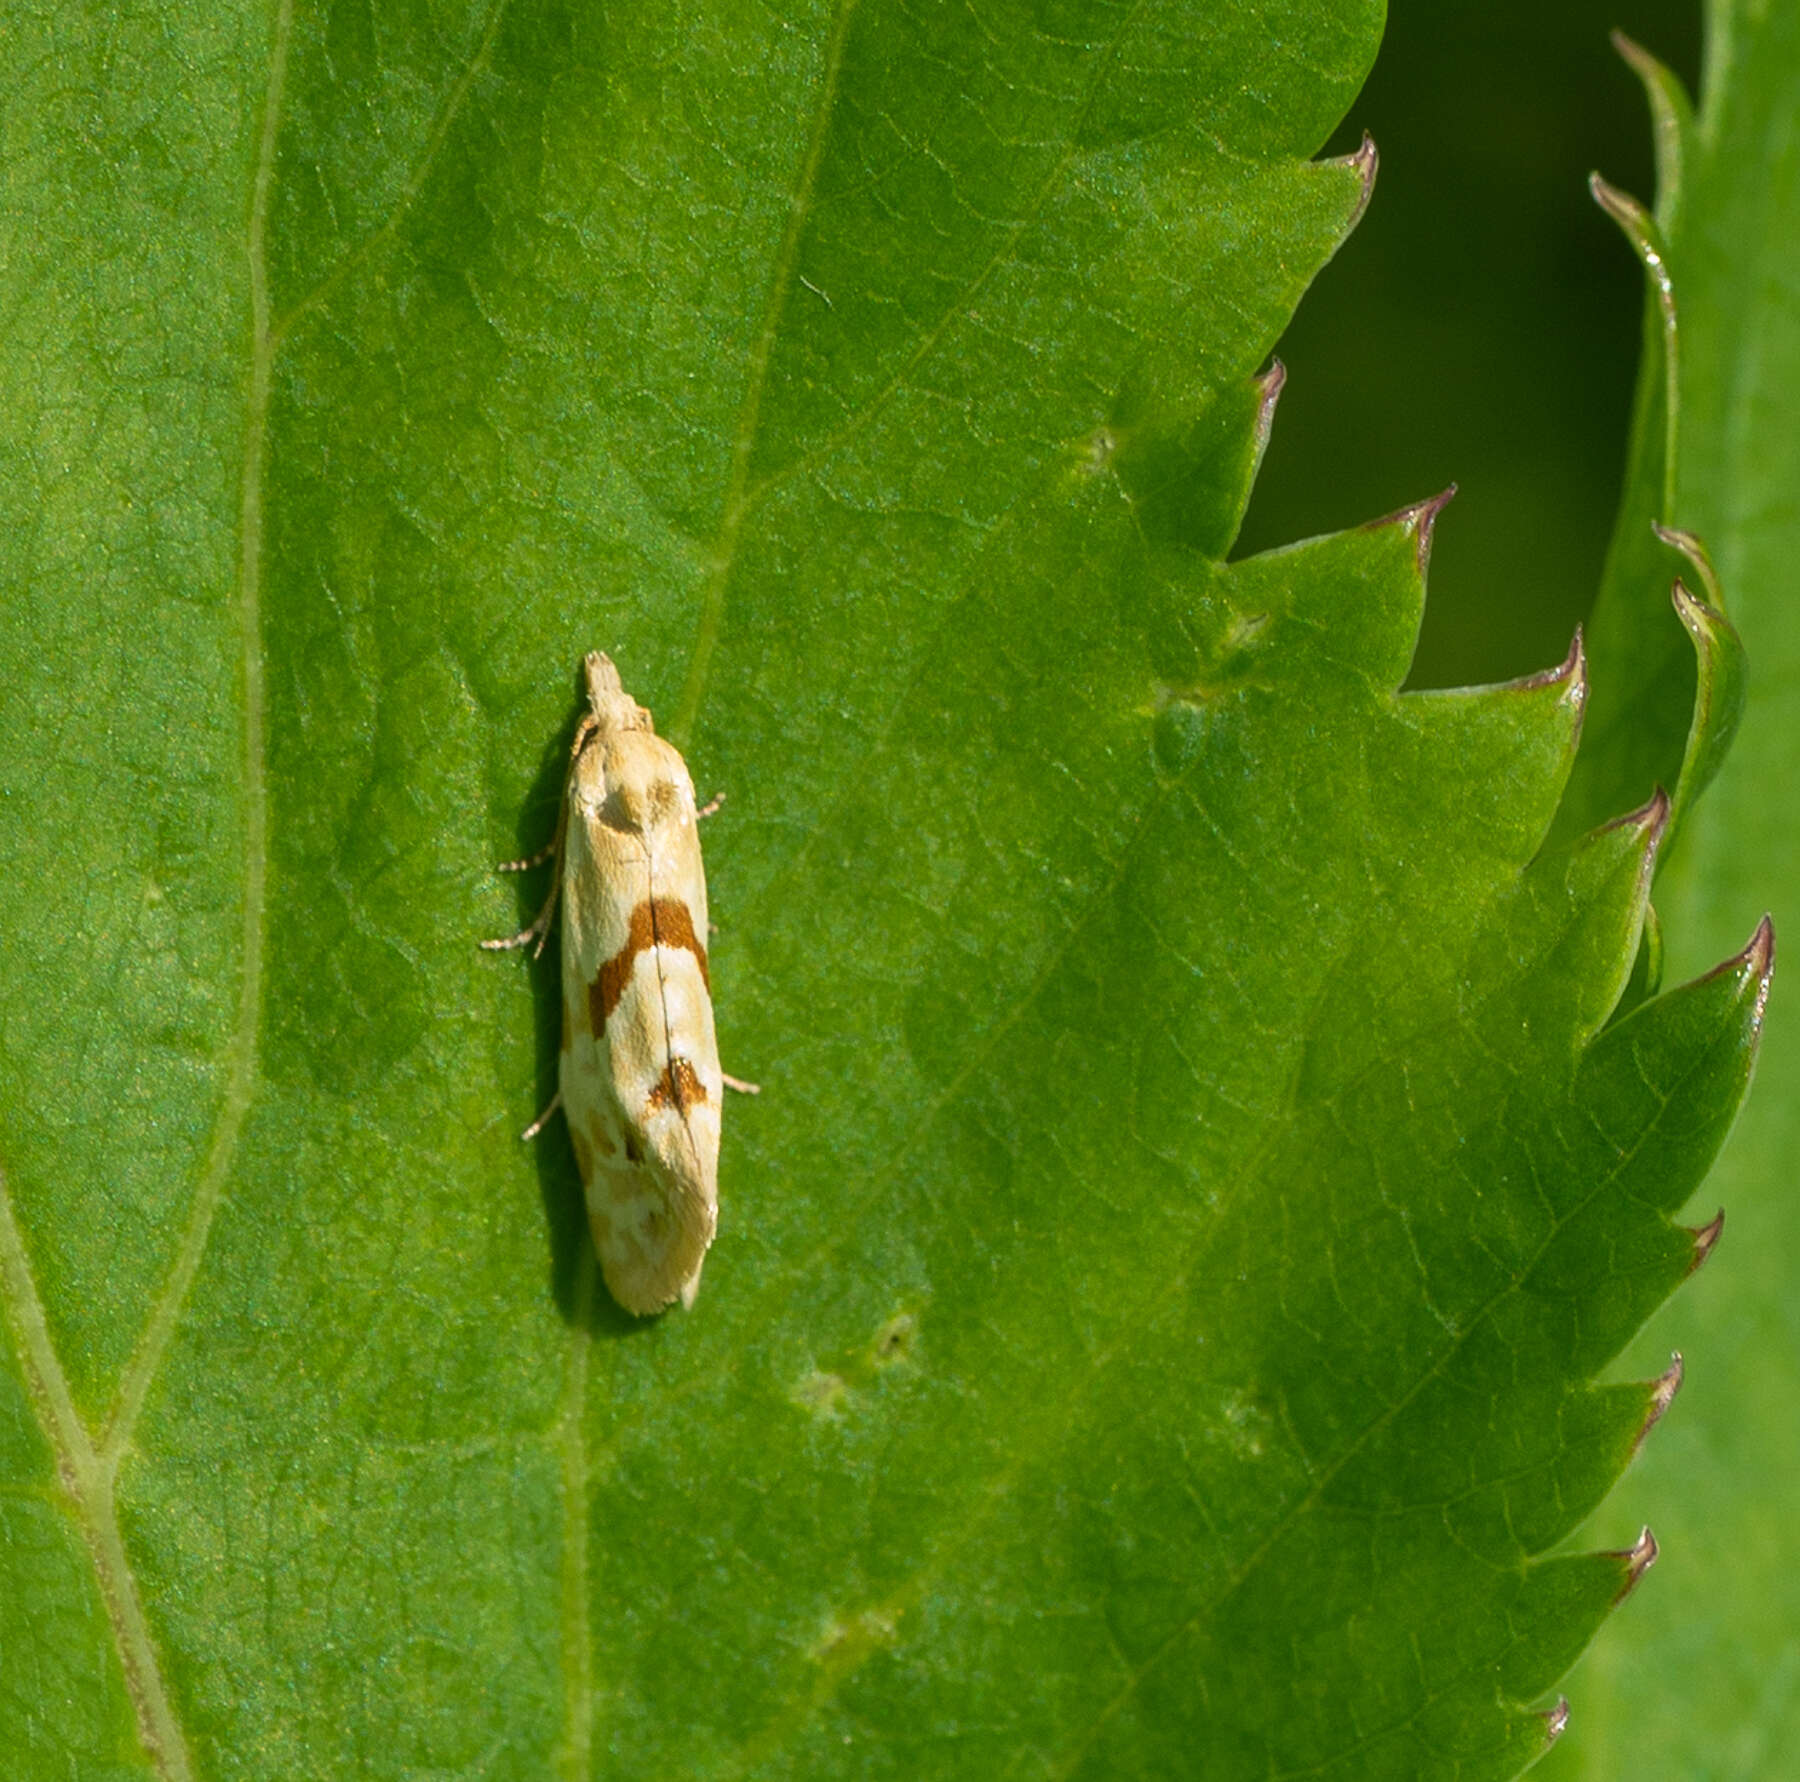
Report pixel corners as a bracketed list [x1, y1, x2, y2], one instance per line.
[484, 652, 751, 1315]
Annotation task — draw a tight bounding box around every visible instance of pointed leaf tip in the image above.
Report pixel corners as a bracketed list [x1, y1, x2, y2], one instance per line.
[1634, 1352, 1684, 1453]
[1670, 577, 1716, 630]
[1749, 912, 1777, 982]
[1609, 28, 1659, 81]
[1489, 628, 1587, 748]
[1696, 915, 1776, 1024]
[1652, 523, 1724, 610]
[1412, 483, 1456, 574]
[1330, 131, 1378, 227]
[1588, 170, 1644, 229]
[1364, 485, 1456, 577]
[1591, 173, 1676, 318]
[1611, 1526, 1660, 1601]
[1687, 1208, 1726, 1273]
[1602, 784, 1671, 852]
[1543, 1698, 1571, 1745]
[1608, 27, 1692, 224]
[1253, 359, 1287, 455]
[1507, 626, 1586, 694]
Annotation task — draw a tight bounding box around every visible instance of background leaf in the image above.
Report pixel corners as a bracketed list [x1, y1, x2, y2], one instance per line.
[1536, 5, 1800, 1774]
[0, 3, 1770, 1779]
[1239, 0, 1702, 691]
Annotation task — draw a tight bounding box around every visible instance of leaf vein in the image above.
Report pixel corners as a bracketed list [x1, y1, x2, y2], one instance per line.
[736, 0, 1151, 527]
[670, 0, 863, 746]
[270, 0, 511, 349]
[1043, 1027, 1707, 1779]
[100, 0, 295, 1472]
[0, 1166, 194, 1779]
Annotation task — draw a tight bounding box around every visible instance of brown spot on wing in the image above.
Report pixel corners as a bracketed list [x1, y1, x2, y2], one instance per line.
[644, 1057, 708, 1115]
[590, 897, 711, 1030]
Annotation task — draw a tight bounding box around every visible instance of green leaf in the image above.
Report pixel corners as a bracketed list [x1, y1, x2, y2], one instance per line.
[0, 3, 1767, 1777]
[1537, 8, 1800, 1775]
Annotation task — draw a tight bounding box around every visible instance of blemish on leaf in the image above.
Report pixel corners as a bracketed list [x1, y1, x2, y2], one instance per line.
[1151, 703, 1207, 779]
[1214, 1389, 1273, 1459]
[1150, 610, 1272, 748]
[791, 1370, 849, 1419]
[871, 1312, 917, 1368]
[1077, 426, 1120, 475]
[1221, 608, 1271, 658]
[811, 1605, 899, 1669]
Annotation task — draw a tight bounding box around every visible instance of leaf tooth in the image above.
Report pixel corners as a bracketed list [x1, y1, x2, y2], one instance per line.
[1323, 129, 1379, 230]
[1363, 484, 1457, 584]
[1747, 911, 1776, 983]
[1251, 357, 1286, 462]
[1599, 783, 1670, 849]
[1491, 626, 1588, 745]
[1609, 29, 1695, 229]
[1409, 483, 1457, 581]
[1672, 576, 1724, 636]
[1542, 1697, 1571, 1746]
[1659, 569, 1748, 847]
[1653, 522, 1724, 611]
[1631, 1351, 1684, 1454]
[1506, 625, 1586, 696]
[1685, 1208, 1726, 1274]
[1590, 173, 1676, 329]
[1700, 912, 1776, 1030]
[1606, 1525, 1660, 1602]
[1231, 358, 1289, 546]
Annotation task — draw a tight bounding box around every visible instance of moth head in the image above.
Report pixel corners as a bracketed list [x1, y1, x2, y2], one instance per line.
[584, 650, 654, 733]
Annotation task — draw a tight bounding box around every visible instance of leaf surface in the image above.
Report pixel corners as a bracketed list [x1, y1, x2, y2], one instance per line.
[0, 3, 1767, 1778]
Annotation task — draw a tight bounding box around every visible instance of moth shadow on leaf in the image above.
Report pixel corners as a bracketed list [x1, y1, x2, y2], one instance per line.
[497, 666, 655, 1343]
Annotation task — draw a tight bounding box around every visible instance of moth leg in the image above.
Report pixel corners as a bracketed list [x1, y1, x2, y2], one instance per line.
[482, 715, 599, 957]
[482, 809, 567, 953]
[480, 873, 563, 955]
[521, 1088, 563, 1142]
[697, 790, 726, 820]
[722, 1072, 761, 1095]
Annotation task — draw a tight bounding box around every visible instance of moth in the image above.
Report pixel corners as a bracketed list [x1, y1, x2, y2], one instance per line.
[484, 652, 751, 1314]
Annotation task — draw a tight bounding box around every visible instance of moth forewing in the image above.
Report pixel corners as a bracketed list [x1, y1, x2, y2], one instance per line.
[497, 651, 727, 1316]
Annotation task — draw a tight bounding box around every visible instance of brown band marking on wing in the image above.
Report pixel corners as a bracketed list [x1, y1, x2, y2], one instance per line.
[589, 897, 711, 1032]
[644, 1057, 708, 1115]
